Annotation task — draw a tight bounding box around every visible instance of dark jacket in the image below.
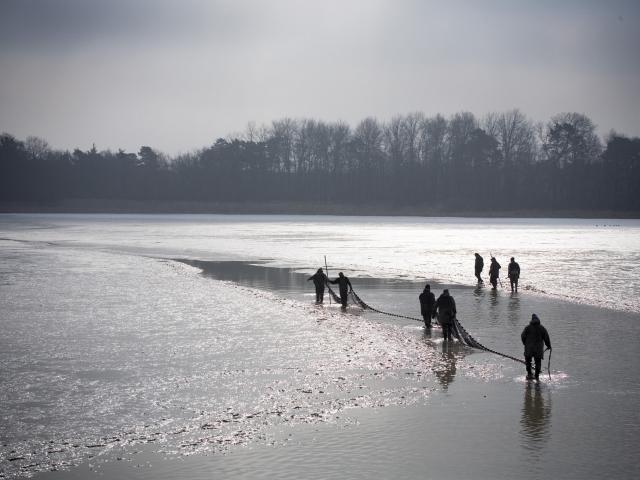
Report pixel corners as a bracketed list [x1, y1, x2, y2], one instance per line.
[521, 316, 551, 359]
[330, 275, 352, 296]
[489, 259, 501, 279]
[308, 271, 328, 289]
[475, 255, 484, 273]
[435, 293, 456, 325]
[508, 261, 520, 279]
[419, 290, 436, 316]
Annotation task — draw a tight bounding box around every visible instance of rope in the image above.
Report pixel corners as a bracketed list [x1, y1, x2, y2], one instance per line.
[349, 288, 525, 365]
[349, 289, 427, 323]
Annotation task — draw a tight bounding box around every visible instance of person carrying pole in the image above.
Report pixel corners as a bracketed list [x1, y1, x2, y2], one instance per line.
[307, 268, 328, 303]
[489, 256, 501, 290]
[521, 314, 552, 380]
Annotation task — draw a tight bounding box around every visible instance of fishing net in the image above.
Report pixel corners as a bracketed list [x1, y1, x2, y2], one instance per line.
[341, 287, 525, 365]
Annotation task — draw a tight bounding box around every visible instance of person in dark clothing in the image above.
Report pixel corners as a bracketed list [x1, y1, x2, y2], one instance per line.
[489, 257, 501, 289]
[330, 272, 353, 308]
[418, 284, 436, 329]
[307, 268, 328, 303]
[521, 314, 551, 380]
[474, 253, 484, 284]
[435, 289, 456, 341]
[508, 257, 521, 293]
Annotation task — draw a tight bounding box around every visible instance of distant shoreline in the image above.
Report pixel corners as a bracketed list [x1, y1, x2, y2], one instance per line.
[1, 199, 639, 219]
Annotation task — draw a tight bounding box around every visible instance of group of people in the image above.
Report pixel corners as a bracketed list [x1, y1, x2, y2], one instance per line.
[475, 253, 521, 292]
[307, 268, 352, 308]
[419, 285, 458, 340]
[419, 283, 551, 380]
[309, 263, 551, 381]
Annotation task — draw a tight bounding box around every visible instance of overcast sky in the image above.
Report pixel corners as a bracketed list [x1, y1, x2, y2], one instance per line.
[1, 0, 638, 155]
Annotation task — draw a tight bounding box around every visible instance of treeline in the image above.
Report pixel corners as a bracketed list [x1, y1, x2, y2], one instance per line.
[1, 109, 639, 213]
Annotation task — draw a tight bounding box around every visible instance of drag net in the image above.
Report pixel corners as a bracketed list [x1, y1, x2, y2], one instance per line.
[340, 287, 524, 365]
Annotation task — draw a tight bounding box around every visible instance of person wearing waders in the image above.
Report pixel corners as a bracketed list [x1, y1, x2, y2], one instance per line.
[521, 314, 551, 380]
[508, 257, 521, 293]
[418, 284, 436, 329]
[435, 289, 456, 341]
[330, 272, 352, 308]
[474, 253, 484, 284]
[307, 268, 328, 303]
[489, 257, 501, 289]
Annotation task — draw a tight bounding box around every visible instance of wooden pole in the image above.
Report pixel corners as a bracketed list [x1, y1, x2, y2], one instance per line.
[324, 255, 331, 305]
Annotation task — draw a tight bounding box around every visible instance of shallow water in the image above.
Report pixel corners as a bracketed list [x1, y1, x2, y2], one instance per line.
[2, 214, 639, 312]
[0, 214, 639, 479]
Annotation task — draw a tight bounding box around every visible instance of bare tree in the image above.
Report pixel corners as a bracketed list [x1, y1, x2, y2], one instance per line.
[270, 118, 297, 173]
[353, 117, 384, 172]
[25, 136, 51, 160]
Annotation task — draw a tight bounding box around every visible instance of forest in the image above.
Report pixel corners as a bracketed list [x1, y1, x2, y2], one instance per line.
[1, 109, 639, 215]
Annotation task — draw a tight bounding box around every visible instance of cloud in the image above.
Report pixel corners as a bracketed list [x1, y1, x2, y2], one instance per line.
[0, 0, 638, 154]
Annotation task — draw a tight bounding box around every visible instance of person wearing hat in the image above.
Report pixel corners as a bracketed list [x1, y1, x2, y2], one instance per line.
[435, 289, 457, 340]
[307, 268, 328, 303]
[418, 284, 436, 329]
[508, 257, 521, 292]
[521, 314, 552, 380]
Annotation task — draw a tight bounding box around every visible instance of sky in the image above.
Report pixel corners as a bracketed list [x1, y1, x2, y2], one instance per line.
[1, 0, 639, 156]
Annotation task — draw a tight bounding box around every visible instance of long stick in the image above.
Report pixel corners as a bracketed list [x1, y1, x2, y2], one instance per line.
[547, 348, 552, 380]
[324, 255, 331, 305]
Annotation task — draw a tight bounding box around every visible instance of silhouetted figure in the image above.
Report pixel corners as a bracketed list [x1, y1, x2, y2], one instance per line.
[489, 257, 501, 289]
[474, 253, 484, 283]
[307, 268, 328, 303]
[435, 289, 456, 341]
[521, 314, 551, 380]
[329, 272, 352, 308]
[508, 257, 521, 293]
[418, 284, 436, 329]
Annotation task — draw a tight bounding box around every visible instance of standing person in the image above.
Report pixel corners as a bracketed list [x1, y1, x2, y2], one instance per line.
[474, 253, 484, 284]
[508, 257, 521, 293]
[489, 257, 501, 290]
[419, 284, 436, 329]
[435, 289, 457, 341]
[521, 314, 551, 380]
[330, 272, 352, 308]
[307, 268, 328, 303]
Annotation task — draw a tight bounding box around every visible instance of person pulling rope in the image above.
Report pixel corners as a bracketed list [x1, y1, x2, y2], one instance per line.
[349, 288, 525, 365]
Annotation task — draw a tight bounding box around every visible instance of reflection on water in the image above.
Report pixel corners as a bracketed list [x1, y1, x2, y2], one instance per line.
[508, 293, 521, 325]
[520, 383, 552, 454]
[434, 341, 458, 390]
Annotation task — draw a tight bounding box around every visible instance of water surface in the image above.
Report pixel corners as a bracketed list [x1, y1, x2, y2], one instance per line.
[0, 214, 638, 479]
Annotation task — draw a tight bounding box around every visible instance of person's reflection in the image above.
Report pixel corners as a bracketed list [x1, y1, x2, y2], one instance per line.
[434, 341, 457, 390]
[520, 382, 552, 453]
[507, 293, 521, 325]
[489, 287, 499, 307]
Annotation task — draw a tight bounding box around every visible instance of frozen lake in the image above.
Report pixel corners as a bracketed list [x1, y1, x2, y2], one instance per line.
[1, 214, 639, 479]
